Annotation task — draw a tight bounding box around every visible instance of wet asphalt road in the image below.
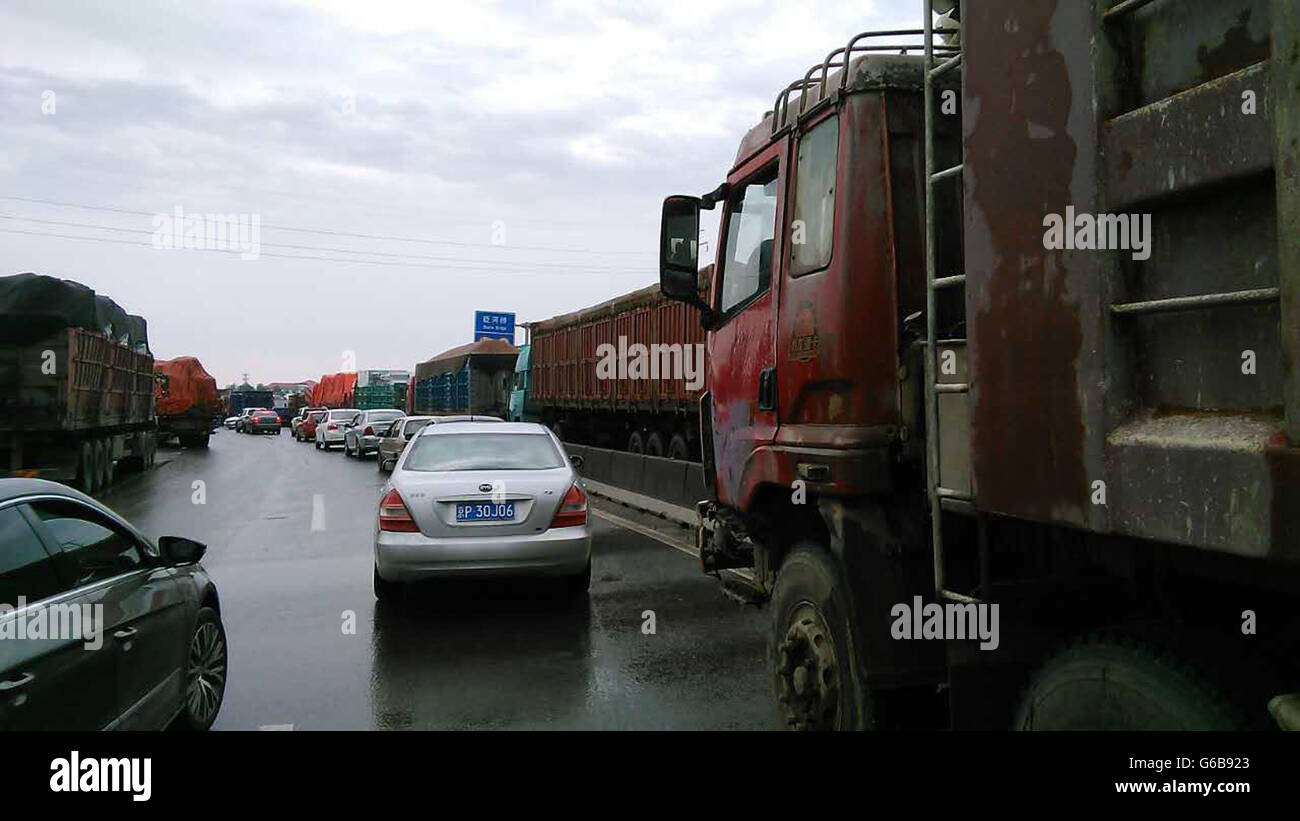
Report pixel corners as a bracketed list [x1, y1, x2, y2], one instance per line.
[95, 427, 771, 730]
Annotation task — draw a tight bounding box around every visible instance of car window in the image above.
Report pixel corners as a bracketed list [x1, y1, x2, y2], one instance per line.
[403, 419, 432, 437]
[329, 410, 353, 420]
[29, 501, 144, 586]
[0, 506, 63, 608]
[371, 410, 403, 422]
[718, 165, 779, 314]
[404, 433, 564, 472]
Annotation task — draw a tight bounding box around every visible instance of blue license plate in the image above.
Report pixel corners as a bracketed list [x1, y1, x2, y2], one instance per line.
[455, 502, 515, 522]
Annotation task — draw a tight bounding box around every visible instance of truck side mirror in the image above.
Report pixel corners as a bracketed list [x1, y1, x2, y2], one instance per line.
[660, 195, 716, 330]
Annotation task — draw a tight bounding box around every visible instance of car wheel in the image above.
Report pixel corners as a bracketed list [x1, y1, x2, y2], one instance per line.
[174, 607, 227, 731]
[627, 431, 644, 454]
[373, 565, 401, 601]
[561, 559, 591, 601]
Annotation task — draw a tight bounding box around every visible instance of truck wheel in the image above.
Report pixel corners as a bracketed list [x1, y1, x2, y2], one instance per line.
[77, 441, 97, 493]
[93, 440, 110, 490]
[667, 434, 689, 461]
[101, 442, 115, 487]
[197, 433, 211, 449]
[1014, 634, 1243, 730]
[645, 432, 665, 458]
[627, 431, 644, 454]
[769, 544, 871, 731]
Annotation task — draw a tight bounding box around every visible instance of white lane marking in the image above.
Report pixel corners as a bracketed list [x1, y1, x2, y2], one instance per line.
[311, 493, 326, 532]
[592, 508, 754, 582]
[259, 723, 295, 731]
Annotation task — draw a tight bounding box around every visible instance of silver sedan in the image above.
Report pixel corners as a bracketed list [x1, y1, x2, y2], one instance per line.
[372, 422, 590, 600]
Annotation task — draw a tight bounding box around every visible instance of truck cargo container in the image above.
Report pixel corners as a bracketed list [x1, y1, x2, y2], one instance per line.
[154, 355, 220, 448]
[413, 339, 515, 417]
[510, 274, 709, 459]
[227, 389, 274, 417]
[655, 2, 1300, 730]
[0, 273, 157, 491]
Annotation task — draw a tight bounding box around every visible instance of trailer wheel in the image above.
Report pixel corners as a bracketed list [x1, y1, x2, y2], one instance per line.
[667, 434, 689, 461]
[92, 440, 108, 491]
[627, 431, 644, 454]
[645, 432, 665, 458]
[101, 442, 115, 487]
[197, 433, 210, 449]
[76, 441, 97, 493]
[769, 544, 871, 730]
[1014, 634, 1244, 730]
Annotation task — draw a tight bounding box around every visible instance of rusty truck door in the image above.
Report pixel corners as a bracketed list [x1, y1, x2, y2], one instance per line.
[707, 140, 787, 508]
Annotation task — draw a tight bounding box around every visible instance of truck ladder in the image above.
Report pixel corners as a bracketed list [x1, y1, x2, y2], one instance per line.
[922, 1, 978, 604]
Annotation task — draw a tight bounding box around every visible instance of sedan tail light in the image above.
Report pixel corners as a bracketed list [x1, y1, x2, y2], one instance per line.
[327, 423, 338, 430]
[378, 488, 419, 532]
[550, 483, 587, 528]
[363, 425, 374, 436]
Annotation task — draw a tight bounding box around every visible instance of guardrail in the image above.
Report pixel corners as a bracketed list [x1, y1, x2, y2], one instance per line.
[564, 443, 707, 510]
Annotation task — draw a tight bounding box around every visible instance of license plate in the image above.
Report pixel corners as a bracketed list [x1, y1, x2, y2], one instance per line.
[455, 502, 515, 522]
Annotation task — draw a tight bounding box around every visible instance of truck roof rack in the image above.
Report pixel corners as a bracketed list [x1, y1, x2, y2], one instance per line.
[770, 27, 959, 136]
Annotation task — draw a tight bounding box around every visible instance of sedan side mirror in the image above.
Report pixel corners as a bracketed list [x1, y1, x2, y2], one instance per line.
[569, 454, 584, 471]
[158, 536, 207, 566]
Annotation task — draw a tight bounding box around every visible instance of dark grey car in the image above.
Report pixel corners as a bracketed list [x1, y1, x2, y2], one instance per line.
[0, 478, 226, 730]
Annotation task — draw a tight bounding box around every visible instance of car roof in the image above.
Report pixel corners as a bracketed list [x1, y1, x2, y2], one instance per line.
[0, 477, 98, 506]
[417, 421, 550, 437]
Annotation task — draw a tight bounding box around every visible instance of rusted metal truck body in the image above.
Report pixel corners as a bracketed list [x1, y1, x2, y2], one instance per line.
[657, 0, 1299, 729]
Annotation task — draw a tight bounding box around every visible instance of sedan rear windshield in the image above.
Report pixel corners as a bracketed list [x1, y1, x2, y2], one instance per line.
[308, 411, 326, 421]
[403, 433, 564, 472]
[329, 410, 355, 420]
[369, 410, 403, 420]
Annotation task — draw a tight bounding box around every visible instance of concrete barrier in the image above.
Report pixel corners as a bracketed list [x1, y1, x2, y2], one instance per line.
[563, 441, 707, 510]
[641, 454, 688, 505]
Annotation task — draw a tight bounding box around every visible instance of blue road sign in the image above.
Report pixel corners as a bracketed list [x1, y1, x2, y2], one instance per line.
[474, 311, 515, 342]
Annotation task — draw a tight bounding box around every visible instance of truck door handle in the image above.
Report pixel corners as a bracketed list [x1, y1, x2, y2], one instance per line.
[113, 627, 138, 641]
[0, 672, 35, 692]
[758, 368, 777, 412]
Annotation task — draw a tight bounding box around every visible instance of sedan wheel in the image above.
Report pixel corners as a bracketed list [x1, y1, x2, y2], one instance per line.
[176, 607, 227, 730]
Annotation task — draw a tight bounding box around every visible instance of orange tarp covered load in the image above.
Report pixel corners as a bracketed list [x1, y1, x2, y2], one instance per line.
[311, 372, 357, 407]
[154, 356, 220, 417]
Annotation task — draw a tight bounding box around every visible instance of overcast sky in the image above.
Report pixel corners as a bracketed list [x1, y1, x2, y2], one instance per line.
[1, 0, 912, 386]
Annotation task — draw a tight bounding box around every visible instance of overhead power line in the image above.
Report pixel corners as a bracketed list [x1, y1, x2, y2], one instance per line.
[0, 195, 651, 256]
[0, 214, 656, 273]
[0, 226, 652, 277]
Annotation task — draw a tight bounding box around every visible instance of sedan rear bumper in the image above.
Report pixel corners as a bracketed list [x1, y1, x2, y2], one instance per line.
[375, 525, 591, 581]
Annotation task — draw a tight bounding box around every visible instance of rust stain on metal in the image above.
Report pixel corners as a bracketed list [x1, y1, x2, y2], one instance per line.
[965, 0, 1088, 523]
